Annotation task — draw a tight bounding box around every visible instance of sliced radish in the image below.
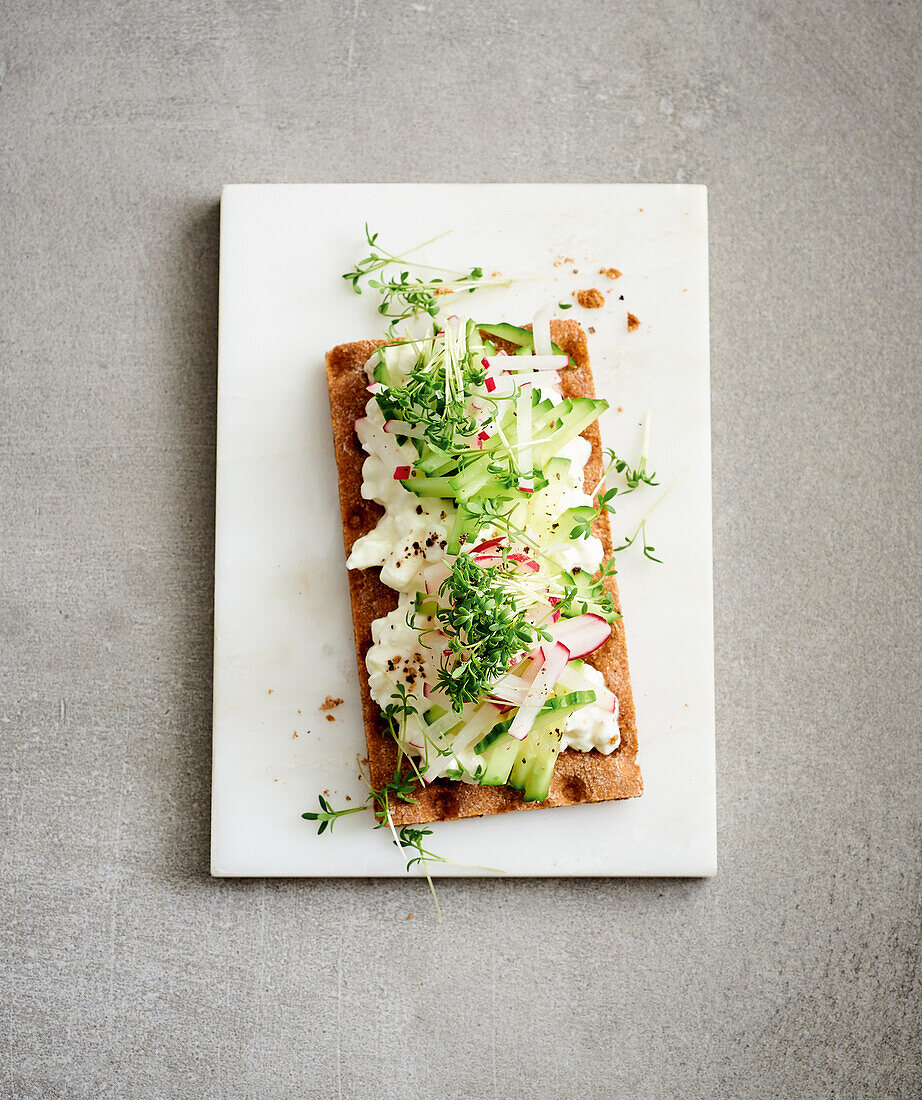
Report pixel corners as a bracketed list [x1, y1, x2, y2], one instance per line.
[366, 382, 384, 394]
[532, 307, 553, 357]
[488, 656, 542, 706]
[507, 642, 570, 740]
[485, 376, 496, 393]
[548, 613, 612, 658]
[393, 465, 412, 480]
[507, 552, 540, 572]
[482, 355, 563, 371]
[423, 561, 451, 594]
[384, 419, 426, 439]
[472, 536, 505, 553]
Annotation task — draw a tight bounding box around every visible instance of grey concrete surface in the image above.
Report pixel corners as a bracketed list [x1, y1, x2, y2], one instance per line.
[1, 1, 920, 1097]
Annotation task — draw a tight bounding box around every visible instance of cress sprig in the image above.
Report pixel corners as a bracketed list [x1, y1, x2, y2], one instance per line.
[343, 224, 510, 330]
[433, 552, 549, 713]
[569, 446, 660, 541]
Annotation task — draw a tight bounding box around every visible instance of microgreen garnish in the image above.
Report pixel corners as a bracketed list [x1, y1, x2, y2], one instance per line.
[569, 420, 659, 541]
[382, 683, 419, 743]
[612, 522, 662, 563]
[433, 553, 549, 712]
[375, 321, 485, 453]
[343, 224, 510, 330]
[557, 301, 573, 310]
[300, 794, 366, 834]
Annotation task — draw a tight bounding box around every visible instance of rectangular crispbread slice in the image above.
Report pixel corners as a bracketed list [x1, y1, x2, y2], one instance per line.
[326, 320, 642, 825]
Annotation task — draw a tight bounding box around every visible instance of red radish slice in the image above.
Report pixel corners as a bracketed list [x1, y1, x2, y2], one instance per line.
[485, 376, 496, 393]
[472, 536, 505, 553]
[366, 382, 384, 394]
[507, 643, 570, 740]
[508, 553, 540, 572]
[477, 429, 490, 441]
[423, 561, 451, 594]
[488, 656, 542, 705]
[482, 355, 563, 371]
[548, 614, 612, 658]
[384, 420, 426, 439]
[393, 465, 412, 480]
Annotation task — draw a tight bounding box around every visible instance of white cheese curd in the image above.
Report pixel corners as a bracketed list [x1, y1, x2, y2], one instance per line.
[350, 345, 621, 778]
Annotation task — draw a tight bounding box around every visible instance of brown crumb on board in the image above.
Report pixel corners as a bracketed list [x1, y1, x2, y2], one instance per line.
[267, 689, 273, 695]
[587, 326, 596, 334]
[627, 312, 641, 332]
[600, 267, 622, 279]
[326, 713, 335, 722]
[575, 288, 605, 309]
[320, 696, 343, 711]
[292, 731, 298, 739]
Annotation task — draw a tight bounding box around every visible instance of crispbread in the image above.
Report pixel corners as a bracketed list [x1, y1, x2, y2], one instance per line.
[325, 320, 642, 825]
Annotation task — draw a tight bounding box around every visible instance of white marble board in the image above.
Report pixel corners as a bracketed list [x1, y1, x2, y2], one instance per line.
[211, 183, 715, 877]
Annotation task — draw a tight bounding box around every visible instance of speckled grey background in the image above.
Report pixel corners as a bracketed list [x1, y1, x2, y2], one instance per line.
[1, 1, 920, 1097]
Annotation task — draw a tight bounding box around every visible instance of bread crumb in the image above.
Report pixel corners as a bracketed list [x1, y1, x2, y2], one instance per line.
[587, 326, 596, 334]
[326, 714, 335, 722]
[564, 256, 574, 263]
[575, 288, 605, 309]
[345, 795, 352, 801]
[491, 270, 501, 277]
[600, 267, 622, 279]
[617, 405, 624, 412]
[627, 312, 641, 332]
[320, 696, 343, 711]
[292, 731, 298, 739]
[407, 913, 414, 920]
[572, 268, 579, 274]
[267, 689, 273, 695]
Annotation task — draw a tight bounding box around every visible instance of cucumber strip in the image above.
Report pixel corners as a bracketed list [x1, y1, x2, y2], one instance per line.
[478, 323, 532, 348]
[540, 690, 597, 712]
[524, 727, 564, 802]
[507, 744, 532, 790]
[536, 398, 609, 463]
[479, 734, 519, 785]
[402, 474, 456, 498]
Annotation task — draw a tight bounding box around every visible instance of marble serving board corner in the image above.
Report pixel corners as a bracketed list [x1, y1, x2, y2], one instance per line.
[211, 183, 715, 877]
